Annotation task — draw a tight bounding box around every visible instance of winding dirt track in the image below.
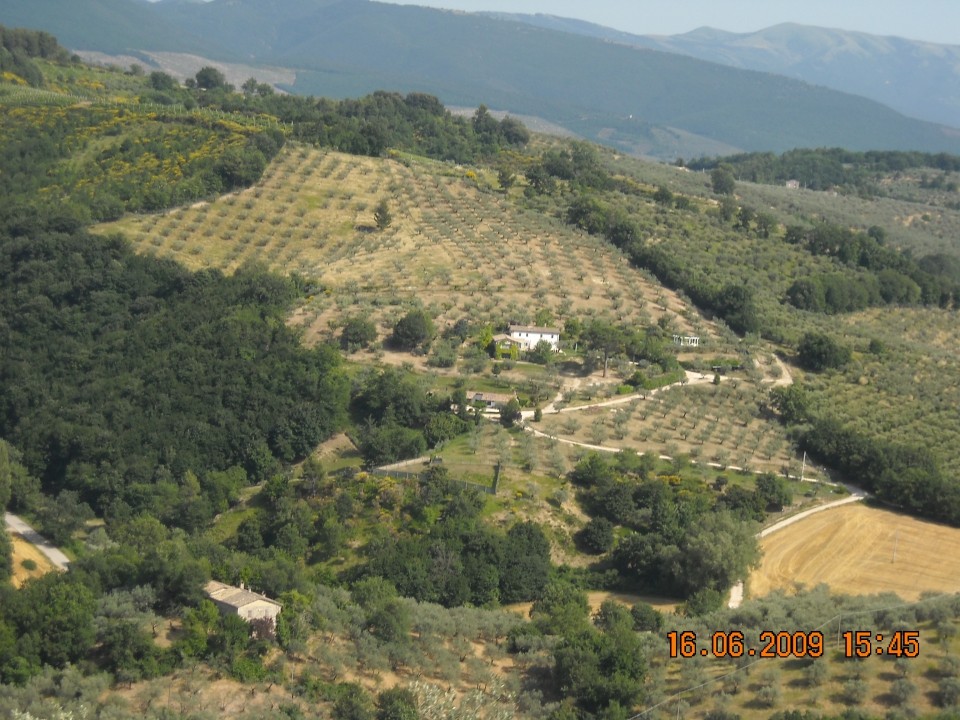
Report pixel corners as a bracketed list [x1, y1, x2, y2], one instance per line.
[4, 513, 70, 571]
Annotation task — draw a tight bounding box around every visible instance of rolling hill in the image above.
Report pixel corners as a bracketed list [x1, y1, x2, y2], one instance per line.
[7, 41, 960, 720]
[0, 0, 216, 55]
[490, 14, 960, 129]
[3, 0, 960, 159]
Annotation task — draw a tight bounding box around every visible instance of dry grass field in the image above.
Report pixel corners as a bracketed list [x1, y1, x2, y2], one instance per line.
[96, 144, 715, 346]
[750, 504, 960, 601]
[505, 590, 680, 620]
[8, 532, 55, 588]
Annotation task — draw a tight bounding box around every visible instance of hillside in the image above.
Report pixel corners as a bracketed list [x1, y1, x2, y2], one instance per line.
[4, 0, 960, 159]
[98, 145, 707, 344]
[95, 104, 960, 520]
[490, 15, 960, 129]
[623, 23, 960, 130]
[0, 0, 214, 55]
[6, 39, 960, 720]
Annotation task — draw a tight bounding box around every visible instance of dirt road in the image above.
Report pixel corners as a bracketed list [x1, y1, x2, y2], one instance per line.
[4, 513, 70, 571]
[727, 485, 867, 608]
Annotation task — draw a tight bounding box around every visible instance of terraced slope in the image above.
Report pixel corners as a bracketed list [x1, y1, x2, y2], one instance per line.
[99, 145, 713, 344]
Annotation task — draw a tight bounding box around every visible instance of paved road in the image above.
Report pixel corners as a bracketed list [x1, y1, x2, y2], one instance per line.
[4, 512, 70, 571]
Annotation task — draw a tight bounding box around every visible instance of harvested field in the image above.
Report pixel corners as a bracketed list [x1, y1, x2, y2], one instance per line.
[8, 532, 55, 588]
[750, 503, 960, 601]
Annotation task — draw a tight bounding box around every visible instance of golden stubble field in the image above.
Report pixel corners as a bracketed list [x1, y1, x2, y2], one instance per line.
[750, 503, 960, 601]
[8, 532, 54, 588]
[97, 144, 713, 345]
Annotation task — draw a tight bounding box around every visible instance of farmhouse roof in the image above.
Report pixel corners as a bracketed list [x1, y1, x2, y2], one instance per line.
[205, 580, 281, 610]
[468, 390, 515, 404]
[509, 325, 560, 335]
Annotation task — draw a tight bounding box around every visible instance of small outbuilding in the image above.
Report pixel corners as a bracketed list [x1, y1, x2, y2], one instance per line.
[467, 390, 516, 410]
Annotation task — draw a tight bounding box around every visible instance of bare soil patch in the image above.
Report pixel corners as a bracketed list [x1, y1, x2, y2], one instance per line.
[311, 432, 358, 460]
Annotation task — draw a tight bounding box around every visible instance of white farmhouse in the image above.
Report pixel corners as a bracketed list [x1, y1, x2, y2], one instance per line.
[509, 325, 561, 352]
[672, 334, 701, 347]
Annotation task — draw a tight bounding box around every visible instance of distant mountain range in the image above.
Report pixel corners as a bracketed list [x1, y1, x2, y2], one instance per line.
[4, 0, 960, 159]
[486, 14, 960, 129]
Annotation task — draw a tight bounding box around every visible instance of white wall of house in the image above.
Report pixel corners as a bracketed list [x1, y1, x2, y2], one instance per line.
[238, 599, 282, 623]
[509, 327, 560, 351]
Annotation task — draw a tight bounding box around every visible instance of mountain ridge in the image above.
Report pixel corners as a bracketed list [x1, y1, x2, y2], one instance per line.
[3, 0, 960, 158]
[485, 13, 960, 128]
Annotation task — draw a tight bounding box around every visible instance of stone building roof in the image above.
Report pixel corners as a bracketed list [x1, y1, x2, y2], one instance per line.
[205, 580, 281, 610]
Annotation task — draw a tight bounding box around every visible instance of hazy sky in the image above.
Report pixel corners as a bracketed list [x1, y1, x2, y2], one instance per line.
[382, 0, 960, 44]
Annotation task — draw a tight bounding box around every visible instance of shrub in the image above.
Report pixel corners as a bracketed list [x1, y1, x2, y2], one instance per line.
[391, 309, 435, 351]
[842, 678, 868, 705]
[630, 602, 663, 632]
[426, 339, 458, 368]
[797, 332, 851, 371]
[576, 517, 614, 554]
[499, 398, 521, 428]
[373, 199, 392, 230]
[755, 473, 792, 511]
[341, 317, 377, 351]
[685, 588, 723, 616]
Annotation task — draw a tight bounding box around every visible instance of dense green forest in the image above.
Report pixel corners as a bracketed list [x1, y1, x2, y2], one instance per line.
[688, 148, 960, 194]
[0, 25, 70, 87]
[0, 214, 350, 522]
[573, 453, 760, 603]
[0, 34, 552, 711]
